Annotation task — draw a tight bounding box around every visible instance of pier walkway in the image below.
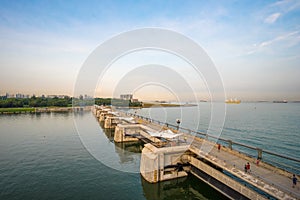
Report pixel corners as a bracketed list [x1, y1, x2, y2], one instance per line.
[189, 139, 300, 199]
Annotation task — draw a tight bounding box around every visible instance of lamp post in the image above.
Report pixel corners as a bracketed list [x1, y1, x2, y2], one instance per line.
[176, 119, 181, 130]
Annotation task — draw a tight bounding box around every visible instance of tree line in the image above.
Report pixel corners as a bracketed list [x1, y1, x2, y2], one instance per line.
[0, 97, 142, 108]
[0, 96, 72, 108]
[95, 98, 142, 107]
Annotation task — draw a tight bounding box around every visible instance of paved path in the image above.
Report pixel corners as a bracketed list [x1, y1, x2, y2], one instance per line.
[189, 138, 300, 200]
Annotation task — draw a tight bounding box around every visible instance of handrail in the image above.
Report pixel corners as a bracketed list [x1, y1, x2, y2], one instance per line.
[262, 149, 300, 162]
[128, 112, 300, 166]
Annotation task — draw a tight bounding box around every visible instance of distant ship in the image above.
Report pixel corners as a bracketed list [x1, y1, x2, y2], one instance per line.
[273, 100, 288, 103]
[225, 98, 241, 104]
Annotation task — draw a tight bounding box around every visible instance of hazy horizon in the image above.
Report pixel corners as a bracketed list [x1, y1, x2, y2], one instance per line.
[1, 92, 298, 103]
[1, 1, 300, 101]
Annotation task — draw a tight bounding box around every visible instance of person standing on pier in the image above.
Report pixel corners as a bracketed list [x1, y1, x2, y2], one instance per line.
[217, 143, 221, 152]
[246, 162, 251, 173]
[244, 164, 247, 173]
[256, 158, 260, 166]
[292, 174, 297, 188]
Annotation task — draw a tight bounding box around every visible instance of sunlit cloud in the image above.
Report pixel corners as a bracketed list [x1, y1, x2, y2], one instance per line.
[270, 0, 300, 12]
[264, 12, 281, 23]
[246, 31, 300, 55]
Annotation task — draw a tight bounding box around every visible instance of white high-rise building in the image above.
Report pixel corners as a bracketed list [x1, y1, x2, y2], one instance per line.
[120, 94, 133, 100]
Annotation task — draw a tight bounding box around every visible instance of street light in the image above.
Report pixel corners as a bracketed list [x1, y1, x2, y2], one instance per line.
[176, 119, 181, 130]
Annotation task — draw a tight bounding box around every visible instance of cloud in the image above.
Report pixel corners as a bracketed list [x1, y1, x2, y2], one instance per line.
[261, 0, 300, 25]
[247, 31, 300, 55]
[264, 12, 281, 23]
[259, 31, 298, 47]
[270, 0, 300, 12]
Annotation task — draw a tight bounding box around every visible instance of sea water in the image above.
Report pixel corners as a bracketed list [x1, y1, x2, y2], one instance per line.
[0, 102, 299, 199]
[0, 112, 226, 200]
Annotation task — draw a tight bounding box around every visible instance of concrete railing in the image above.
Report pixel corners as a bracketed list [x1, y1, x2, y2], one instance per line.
[190, 157, 267, 200]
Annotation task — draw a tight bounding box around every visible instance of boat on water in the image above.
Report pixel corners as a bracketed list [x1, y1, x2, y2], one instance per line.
[225, 98, 241, 104]
[273, 100, 288, 103]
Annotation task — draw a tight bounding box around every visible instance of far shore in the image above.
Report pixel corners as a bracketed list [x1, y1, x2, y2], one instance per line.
[0, 106, 92, 114]
[0, 103, 199, 114]
[2, 100, 298, 114]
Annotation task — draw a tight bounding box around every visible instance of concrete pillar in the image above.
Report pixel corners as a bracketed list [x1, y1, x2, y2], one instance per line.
[228, 140, 233, 150]
[257, 148, 262, 159]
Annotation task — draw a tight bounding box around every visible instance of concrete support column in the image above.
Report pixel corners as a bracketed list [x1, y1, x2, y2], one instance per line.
[228, 140, 233, 150]
[257, 148, 262, 159]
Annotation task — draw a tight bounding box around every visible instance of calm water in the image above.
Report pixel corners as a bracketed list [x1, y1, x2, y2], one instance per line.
[0, 103, 299, 199]
[0, 112, 226, 200]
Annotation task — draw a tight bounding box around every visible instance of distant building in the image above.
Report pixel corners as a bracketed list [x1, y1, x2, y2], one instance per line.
[6, 93, 15, 98]
[120, 94, 133, 100]
[57, 95, 67, 99]
[131, 98, 139, 103]
[84, 94, 93, 99]
[16, 93, 25, 99]
[16, 93, 27, 99]
[4, 93, 31, 98]
[47, 95, 57, 98]
[47, 95, 69, 99]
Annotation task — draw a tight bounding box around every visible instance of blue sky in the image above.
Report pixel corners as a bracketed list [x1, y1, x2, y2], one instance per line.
[0, 0, 300, 100]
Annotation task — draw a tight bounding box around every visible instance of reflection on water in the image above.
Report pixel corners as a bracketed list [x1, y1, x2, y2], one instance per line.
[102, 125, 115, 142]
[114, 142, 144, 164]
[141, 174, 229, 200]
[100, 120, 144, 164]
[114, 141, 144, 154]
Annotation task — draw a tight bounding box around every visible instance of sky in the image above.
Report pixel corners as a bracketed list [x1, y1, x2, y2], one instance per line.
[0, 0, 300, 101]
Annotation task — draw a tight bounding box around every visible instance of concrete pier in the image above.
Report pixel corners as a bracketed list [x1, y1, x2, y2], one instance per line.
[140, 143, 189, 183]
[104, 116, 135, 128]
[92, 106, 300, 200]
[98, 110, 110, 122]
[114, 124, 140, 143]
[104, 116, 120, 129]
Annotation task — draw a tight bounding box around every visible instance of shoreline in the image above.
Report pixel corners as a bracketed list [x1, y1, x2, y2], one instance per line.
[0, 106, 92, 114]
